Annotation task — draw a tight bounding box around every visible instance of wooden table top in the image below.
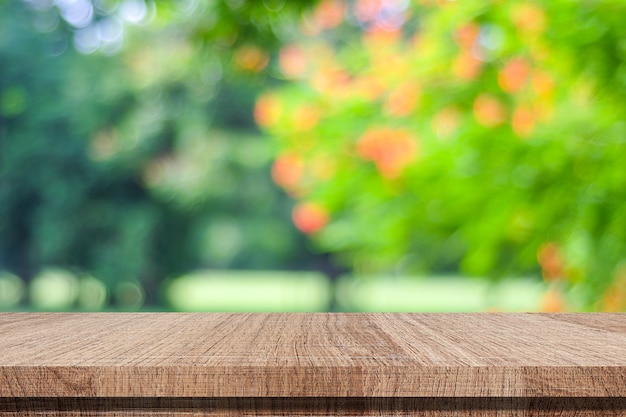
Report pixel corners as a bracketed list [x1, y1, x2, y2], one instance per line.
[1, 313, 625, 398]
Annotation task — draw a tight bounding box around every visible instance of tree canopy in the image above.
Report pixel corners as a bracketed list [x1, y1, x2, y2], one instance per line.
[1, 0, 321, 308]
[257, 0, 626, 311]
[3, 0, 626, 311]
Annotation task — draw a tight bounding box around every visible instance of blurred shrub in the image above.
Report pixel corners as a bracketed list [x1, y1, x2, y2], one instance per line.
[1, 1, 322, 309]
[257, 0, 626, 310]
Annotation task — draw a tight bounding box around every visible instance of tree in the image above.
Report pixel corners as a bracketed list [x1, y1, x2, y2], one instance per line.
[1, 0, 322, 309]
[257, 0, 626, 311]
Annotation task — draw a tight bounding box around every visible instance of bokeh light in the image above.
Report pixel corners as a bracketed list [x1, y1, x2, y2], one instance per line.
[30, 269, 79, 310]
[78, 276, 108, 310]
[114, 281, 144, 310]
[0, 272, 25, 308]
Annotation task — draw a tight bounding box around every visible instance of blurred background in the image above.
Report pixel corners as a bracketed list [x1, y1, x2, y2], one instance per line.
[2, 0, 626, 312]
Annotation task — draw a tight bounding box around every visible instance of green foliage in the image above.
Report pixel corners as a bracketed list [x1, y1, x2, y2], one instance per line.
[0, 0, 320, 308]
[258, 0, 626, 310]
[8, 0, 626, 312]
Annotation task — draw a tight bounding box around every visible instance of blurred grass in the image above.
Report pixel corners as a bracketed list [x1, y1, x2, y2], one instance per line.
[2, 270, 548, 312]
[163, 271, 545, 312]
[164, 271, 332, 312]
[337, 276, 545, 312]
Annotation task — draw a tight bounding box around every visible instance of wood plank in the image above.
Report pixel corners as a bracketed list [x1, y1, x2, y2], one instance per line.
[1, 313, 625, 398]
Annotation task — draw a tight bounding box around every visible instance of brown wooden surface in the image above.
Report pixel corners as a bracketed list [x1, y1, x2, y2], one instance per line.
[1, 313, 625, 399]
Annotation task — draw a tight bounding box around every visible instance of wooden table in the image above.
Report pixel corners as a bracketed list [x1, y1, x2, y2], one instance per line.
[0, 313, 625, 416]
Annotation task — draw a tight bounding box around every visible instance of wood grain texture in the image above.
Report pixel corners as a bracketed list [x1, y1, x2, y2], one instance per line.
[1, 313, 625, 398]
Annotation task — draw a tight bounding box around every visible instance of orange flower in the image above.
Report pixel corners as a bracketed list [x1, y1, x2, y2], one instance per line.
[601, 286, 624, 312]
[357, 128, 417, 179]
[512, 105, 535, 138]
[272, 154, 304, 190]
[498, 58, 531, 93]
[540, 288, 566, 312]
[254, 94, 282, 127]
[452, 51, 482, 81]
[384, 82, 420, 117]
[511, 3, 546, 35]
[292, 202, 329, 234]
[537, 242, 563, 282]
[363, 27, 402, 50]
[473, 94, 506, 127]
[279, 45, 309, 79]
[314, 0, 345, 30]
[531, 70, 554, 97]
[292, 105, 321, 132]
[233, 45, 269, 72]
[311, 66, 350, 95]
[601, 267, 626, 311]
[454, 22, 480, 50]
[352, 75, 386, 101]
